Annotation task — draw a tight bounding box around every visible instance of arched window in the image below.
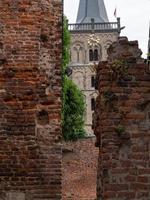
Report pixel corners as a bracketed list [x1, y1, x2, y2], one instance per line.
[91, 98, 96, 111]
[72, 43, 85, 63]
[94, 49, 98, 61]
[89, 49, 93, 61]
[89, 48, 99, 61]
[77, 50, 79, 62]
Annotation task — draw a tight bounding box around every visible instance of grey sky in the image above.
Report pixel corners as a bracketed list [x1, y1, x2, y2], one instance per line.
[64, 0, 150, 58]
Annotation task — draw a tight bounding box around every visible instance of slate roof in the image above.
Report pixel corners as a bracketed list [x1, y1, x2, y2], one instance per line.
[76, 0, 109, 24]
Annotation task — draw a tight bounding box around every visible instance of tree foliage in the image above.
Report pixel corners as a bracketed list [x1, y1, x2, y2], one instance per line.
[63, 77, 85, 141]
[63, 16, 70, 72]
[62, 16, 86, 141]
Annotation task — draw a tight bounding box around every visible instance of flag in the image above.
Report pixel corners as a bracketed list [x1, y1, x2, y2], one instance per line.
[114, 7, 117, 18]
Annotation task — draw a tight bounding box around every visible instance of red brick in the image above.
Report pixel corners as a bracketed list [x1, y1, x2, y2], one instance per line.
[94, 37, 150, 199]
[62, 138, 98, 200]
[0, 0, 62, 199]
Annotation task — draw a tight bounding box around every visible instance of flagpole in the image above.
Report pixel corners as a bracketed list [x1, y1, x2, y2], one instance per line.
[114, 6, 117, 20]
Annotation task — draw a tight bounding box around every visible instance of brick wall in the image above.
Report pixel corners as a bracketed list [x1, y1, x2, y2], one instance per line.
[94, 37, 150, 199]
[0, 1, 62, 199]
[62, 137, 99, 200]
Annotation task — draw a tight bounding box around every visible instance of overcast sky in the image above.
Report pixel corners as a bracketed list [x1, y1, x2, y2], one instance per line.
[64, 0, 150, 58]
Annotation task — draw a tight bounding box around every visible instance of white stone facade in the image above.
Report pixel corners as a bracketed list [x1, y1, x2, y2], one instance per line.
[69, 32, 119, 135]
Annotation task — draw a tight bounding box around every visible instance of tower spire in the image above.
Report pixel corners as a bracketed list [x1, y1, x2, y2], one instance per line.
[76, 0, 109, 24]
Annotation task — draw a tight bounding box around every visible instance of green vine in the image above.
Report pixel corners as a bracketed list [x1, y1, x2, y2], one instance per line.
[109, 59, 129, 82]
[115, 124, 130, 143]
[101, 89, 118, 111]
[115, 124, 125, 136]
[103, 90, 118, 102]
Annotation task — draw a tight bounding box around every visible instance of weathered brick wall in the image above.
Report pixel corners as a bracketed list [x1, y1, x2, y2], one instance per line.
[94, 37, 150, 199]
[0, 1, 62, 199]
[62, 137, 99, 200]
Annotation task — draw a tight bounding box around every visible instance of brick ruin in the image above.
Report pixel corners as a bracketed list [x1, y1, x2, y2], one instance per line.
[62, 137, 98, 200]
[0, 1, 62, 199]
[94, 37, 150, 199]
[1, 1, 150, 200]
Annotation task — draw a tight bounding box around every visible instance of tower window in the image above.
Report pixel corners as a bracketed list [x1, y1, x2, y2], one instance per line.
[77, 50, 79, 62]
[89, 49, 93, 61]
[91, 98, 95, 111]
[89, 49, 98, 61]
[94, 49, 98, 61]
[91, 76, 96, 88]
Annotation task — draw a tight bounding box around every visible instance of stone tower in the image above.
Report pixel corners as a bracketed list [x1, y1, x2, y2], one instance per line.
[69, 0, 121, 135]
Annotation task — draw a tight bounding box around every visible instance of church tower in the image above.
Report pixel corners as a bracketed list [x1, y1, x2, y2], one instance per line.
[68, 0, 122, 135]
[76, 0, 109, 23]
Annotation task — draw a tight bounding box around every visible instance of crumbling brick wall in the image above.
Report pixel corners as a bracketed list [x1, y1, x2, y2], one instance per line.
[0, 1, 62, 199]
[94, 37, 150, 199]
[62, 137, 99, 200]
